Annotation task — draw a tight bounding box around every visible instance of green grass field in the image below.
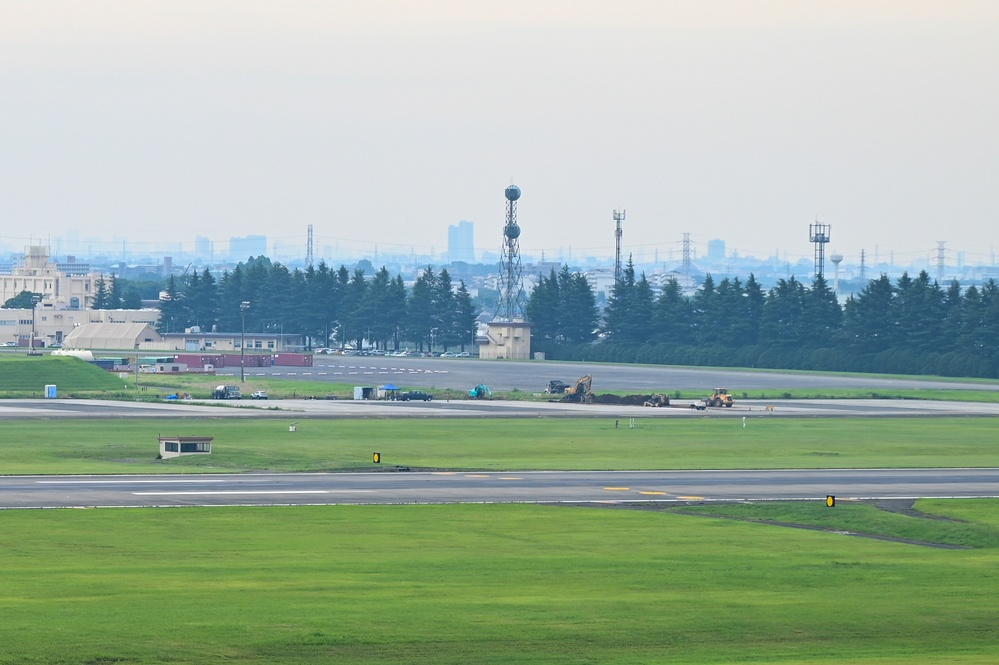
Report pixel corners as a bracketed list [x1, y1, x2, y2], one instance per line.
[0, 355, 129, 394]
[1, 416, 998, 474]
[3, 359, 999, 663]
[2, 501, 999, 664]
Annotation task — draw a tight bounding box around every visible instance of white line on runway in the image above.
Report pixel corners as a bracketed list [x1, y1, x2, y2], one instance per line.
[38, 479, 231, 484]
[132, 490, 374, 496]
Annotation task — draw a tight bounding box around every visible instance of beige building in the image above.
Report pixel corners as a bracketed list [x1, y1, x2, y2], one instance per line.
[0, 308, 160, 348]
[0, 246, 98, 310]
[62, 322, 164, 350]
[477, 320, 532, 360]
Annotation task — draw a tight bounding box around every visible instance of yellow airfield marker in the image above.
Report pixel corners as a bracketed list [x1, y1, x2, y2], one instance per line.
[602, 487, 631, 491]
[465, 474, 490, 478]
[677, 495, 704, 500]
[639, 491, 667, 495]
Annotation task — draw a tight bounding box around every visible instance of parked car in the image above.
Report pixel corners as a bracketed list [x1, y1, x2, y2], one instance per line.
[250, 390, 269, 400]
[399, 390, 432, 402]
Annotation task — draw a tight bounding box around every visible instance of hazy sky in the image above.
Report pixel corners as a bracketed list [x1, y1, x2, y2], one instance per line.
[2, 1, 997, 266]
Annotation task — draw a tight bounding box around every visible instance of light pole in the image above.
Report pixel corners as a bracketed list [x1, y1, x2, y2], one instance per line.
[30, 295, 41, 352]
[430, 327, 438, 354]
[240, 301, 250, 383]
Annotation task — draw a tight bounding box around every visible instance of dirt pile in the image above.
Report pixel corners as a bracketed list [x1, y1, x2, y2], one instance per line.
[591, 394, 654, 405]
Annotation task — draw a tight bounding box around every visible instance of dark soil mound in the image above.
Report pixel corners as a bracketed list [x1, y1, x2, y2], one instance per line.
[591, 394, 652, 405]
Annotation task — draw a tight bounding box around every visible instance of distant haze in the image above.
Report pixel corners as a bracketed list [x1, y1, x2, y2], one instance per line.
[1, 1, 997, 266]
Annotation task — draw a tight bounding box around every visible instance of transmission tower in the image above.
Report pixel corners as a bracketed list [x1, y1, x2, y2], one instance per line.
[497, 185, 525, 321]
[682, 233, 691, 276]
[613, 209, 625, 284]
[809, 221, 830, 280]
[859, 249, 866, 279]
[936, 241, 946, 281]
[306, 224, 314, 267]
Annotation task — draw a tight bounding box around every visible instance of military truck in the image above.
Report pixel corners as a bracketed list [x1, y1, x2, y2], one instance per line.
[213, 385, 242, 400]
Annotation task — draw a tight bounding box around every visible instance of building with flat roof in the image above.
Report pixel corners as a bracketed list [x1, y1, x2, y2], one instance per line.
[0, 246, 98, 310]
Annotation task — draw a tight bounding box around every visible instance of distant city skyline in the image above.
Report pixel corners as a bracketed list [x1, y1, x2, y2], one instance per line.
[2, 2, 997, 268]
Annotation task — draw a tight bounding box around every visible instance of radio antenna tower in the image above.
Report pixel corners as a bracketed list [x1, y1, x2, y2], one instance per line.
[497, 184, 525, 321]
[936, 241, 946, 281]
[682, 233, 692, 276]
[859, 249, 866, 279]
[613, 209, 625, 283]
[809, 221, 830, 279]
[306, 224, 314, 267]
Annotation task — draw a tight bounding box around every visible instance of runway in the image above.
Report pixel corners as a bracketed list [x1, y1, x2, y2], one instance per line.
[220, 356, 999, 393]
[4, 468, 999, 509]
[3, 396, 999, 419]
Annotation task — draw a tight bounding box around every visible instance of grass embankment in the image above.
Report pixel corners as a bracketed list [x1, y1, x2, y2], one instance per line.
[2, 417, 998, 474]
[3, 501, 999, 664]
[0, 355, 128, 395]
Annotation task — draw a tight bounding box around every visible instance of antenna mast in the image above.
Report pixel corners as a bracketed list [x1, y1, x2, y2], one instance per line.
[613, 209, 625, 283]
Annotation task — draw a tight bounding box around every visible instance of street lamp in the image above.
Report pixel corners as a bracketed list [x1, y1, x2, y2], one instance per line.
[240, 301, 250, 383]
[30, 295, 41, 352]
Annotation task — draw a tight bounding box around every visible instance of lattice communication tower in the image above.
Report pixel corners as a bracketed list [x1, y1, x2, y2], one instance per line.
[306, 224, 314, 267]
[810, 222, 830, 279]
[613, 209, 625, 283]
[497, 185, 525, 321]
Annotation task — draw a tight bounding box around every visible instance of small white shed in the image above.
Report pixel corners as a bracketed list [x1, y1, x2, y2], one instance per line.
[159, 436, 214, 459]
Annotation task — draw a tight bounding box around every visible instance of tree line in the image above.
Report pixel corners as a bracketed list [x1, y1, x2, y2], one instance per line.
[156, 257, 478, 352]
[528, 258, 999, 379]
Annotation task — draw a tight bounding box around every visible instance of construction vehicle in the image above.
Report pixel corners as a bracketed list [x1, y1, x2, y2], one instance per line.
[561, 374, 593, 404]
[545, 380, 569, 394]
[467, 384, 492, 399]
[704, 388, 734, 408]
[643, 394, 670, 407]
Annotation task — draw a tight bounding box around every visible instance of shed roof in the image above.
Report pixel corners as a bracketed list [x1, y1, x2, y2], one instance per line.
[63, 322, 163, 350]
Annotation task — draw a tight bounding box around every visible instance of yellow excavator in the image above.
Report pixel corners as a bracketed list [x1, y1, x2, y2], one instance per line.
[561, 374, 593, 404]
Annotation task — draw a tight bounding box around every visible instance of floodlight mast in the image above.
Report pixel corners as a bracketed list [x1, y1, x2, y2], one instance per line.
[810, 222, 831, 280]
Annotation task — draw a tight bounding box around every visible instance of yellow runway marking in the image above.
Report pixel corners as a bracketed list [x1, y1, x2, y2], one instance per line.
[465, 474, 490, 478]
[432, 472, 457, 475]
[639, 491, 667, 495]
[677, 495, 704, 500]
[499, 477, 523, 480]
[602, 487, 631, 491]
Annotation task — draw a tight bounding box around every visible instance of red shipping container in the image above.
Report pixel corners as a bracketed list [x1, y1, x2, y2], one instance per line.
[273, 353, 314, 367]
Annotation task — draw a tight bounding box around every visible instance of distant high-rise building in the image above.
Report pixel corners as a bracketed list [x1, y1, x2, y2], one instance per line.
[707, 239, 726, 261]
[230, 235, 268, 261]
[195, 236, 212, 259]
[448, 220, 475, 264]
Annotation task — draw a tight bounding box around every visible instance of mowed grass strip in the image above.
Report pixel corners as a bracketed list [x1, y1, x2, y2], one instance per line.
[2, 503, 999, 664]
[1, 416, 998, 474]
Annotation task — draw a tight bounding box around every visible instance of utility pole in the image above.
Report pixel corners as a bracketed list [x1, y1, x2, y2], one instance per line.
[240, 301, 250, 383]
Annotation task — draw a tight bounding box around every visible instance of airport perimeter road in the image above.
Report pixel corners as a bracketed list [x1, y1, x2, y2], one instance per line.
[4, 469, 999, 509]
[3, 397, 999, 419]
[219, 357, 999, 394]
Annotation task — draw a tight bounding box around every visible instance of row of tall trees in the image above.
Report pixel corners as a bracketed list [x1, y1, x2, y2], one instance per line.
[525, 266, 600, 345]
[530, 258, 999, 379]
[91, 275, 143, 310]
[158, 257, 478, 352]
